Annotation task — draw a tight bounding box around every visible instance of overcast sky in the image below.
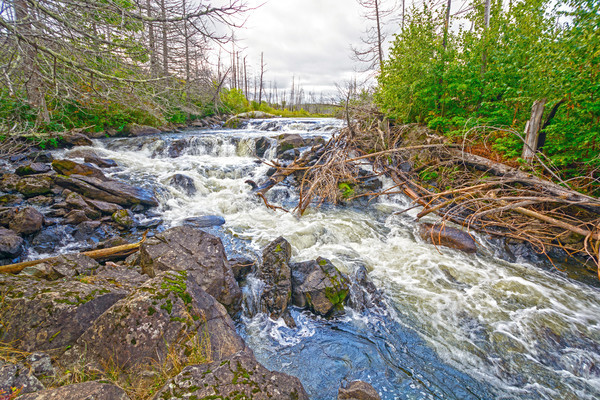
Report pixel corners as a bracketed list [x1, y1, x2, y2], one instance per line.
[235, 0, 373, 97]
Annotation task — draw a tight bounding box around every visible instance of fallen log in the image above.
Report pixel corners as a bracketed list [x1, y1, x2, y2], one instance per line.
[0, 232, 148, 275]
[449, 149, 600, 214]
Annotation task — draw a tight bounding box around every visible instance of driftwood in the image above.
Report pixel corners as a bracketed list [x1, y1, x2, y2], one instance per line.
[0, 232, 147, 275]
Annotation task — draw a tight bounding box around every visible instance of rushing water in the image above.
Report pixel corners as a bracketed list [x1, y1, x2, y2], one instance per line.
[56, 118, 600, 399]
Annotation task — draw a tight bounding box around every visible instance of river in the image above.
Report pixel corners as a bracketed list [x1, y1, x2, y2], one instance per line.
[56, 118, 600, 399]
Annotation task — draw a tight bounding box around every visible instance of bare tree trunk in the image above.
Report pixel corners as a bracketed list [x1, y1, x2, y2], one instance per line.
[160, 0, 169, 76]
[243, 55, 248, 99]
[258, 52, 264, 105]
[442, 0, 451, 50]
[522, 99, 547, 161]
[374, 0, 383, 73]
[14, 0, 49, 123]
[183, 0, 190, 99]
[146, 0, 158, 78]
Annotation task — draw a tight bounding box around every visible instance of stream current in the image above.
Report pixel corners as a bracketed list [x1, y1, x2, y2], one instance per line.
[54, 118, 600, 399]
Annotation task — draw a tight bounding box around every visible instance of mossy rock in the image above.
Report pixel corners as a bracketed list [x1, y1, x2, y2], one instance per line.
[16, 175, 53, 197]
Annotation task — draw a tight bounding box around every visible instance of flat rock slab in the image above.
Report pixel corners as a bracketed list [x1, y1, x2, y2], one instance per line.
[153, 351, 309, 400]
[0, 274, 128, 355]
[140, 226, 241, 315]
[338, 380, 381, 400]
[61, 271, 246, 372]
[19, 381, 130, 400]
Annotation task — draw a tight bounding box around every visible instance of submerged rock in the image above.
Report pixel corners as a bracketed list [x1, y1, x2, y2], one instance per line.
[418, 222, 477, 254]
[290, 257, 350, 317]
[61, 271, 246, 372]
[153, 350, 309, 400]
[338, 380, 381, 400]
[257, 237, 294, 325]
[0, 274, 128, 355]
[18, 381, 130, 400]
[139, 226, 241, 315]
[168, 173, 196, 195]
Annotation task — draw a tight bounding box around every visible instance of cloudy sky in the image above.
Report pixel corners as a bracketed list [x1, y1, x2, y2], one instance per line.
[235, 0, 378, 98]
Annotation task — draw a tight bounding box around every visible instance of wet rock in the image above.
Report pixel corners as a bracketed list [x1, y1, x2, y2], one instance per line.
[139, 226, 242, 315]
[153, 350, 309, 400]
[31, 151, 54, 163]
[112, 209, 135, 228]
[119, 123, 161, 137]
[31, 225, 72, 253]
[18, 381, 130, 400]
[55, 174, 158, 207]
[348, 265, 385, 311]
[71, 220, 102, 242]
[52, 159, 106, 180]
[257, 237, 293, 324]
[0, 207, 15, 226]
[418, 223, 477, 254]
[0, 227, 24, 258]
[0, 362, 44, 396]
[16, 175, 53, 197]
[280, 148, 300, 160]
[0, 194, 23, 206]
[228, 256, 255, 281]
[168, 173, 196, 195]
[0, 273, 128, 354]
[62, 271, 246, 372]
[83, 155, 117, 168]
[63, 210, 90, 225]
[182, 215, 225, 228]
[9, 207, 44, 235]
[28, 195, 54, 206]
[255, 136, 272, 158]
[85, 198, 122, 215]
[277, 133, 305, 155]
[338, 380, 381, 400]
[64, 191, 88, 208]
[15, 163, 52, 176]
[0, 173, 20, 192]
[61, 132, 93, 147]
[167, 139, 187, 157]
[43, 254, 100, 279]
[28, 352, 55, 378]
[290, 257, 350, 317]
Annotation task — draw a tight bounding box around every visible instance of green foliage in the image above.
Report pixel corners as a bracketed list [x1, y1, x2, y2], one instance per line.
[220, 88, 249, 114]
[377, 0, 600, 188]
[338, 182, 355, 198]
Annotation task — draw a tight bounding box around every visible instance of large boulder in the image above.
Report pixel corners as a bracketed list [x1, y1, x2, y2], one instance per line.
[152, 350, 309, 400]
[290, 257, 350, 317]
[120, 123, 161, 137]
[54, 174, 158, 207]
[0, 227, 23, 258]
[19, 381, 130, 400]
[61, 271, 246, 372]
[277, 133, 305, 155]
[168, 173, 196, 196]
[20, 254, 99, 280]
[0, 274, 128, 355]
[9, 206, 44, 235]
[257, 237, 294, 325]
[60, 132, 94, 147]
[16, 175, 53, 197]
[52, 159, 106, 180]
[139, 226, 241, 315]
[338, 380, 381, 400]
[418, 223, 477, 253]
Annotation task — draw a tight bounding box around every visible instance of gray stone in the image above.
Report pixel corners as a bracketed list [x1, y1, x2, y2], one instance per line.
[168, 173, 196, 195]
[290, 257, 350, 317]
[338, 380, 381, 400]
[62, 210, 90, 225]
[28, 352, 55, 378]
[15, 163, 52, 176]
[111, 209, 135, 228]
[418, 223, 477, 253]
[84, 198, 122, 215]
[0, 227, 23, 258]
[0, 173, 20, 192]
[62, 271, 246, 372]
[83, 155, 117, 168]
[0, 362, 44, 396]
[228, 256, 255, 281]
[55, 174, 158, 207]
[16, 175, 53, 197]
[52, 159, 106, 180]
[140, 226, 242, 316]
[0, 207, 15, 226]
[9, 207, 44, 235]
[257, 237, 293, 325]
[0, 274, 127, 355]
[120, 123, 161, 137]
[18, 381, 130, 400]
[60, 133, 93, 147]
[153, 350, 309, 400]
